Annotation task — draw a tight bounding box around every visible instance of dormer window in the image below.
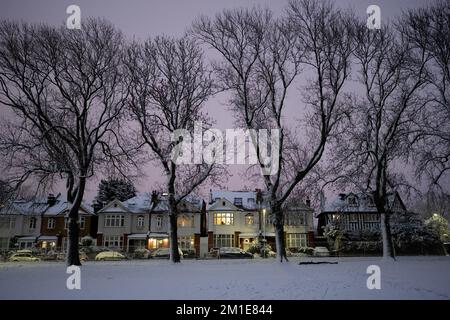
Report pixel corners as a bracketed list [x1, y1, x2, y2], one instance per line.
[234, 198, 243, 206]
[368, 196, 375, 207]
[247, 198, 255, 206]
[348, 196, 358, 207]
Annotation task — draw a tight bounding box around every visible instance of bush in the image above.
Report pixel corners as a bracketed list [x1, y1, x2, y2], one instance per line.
[81, 236, 94, 247]
[133, 248, 150, 259]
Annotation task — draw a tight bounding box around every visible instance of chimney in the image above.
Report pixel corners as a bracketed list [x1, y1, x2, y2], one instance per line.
[151, 191, 159, 205]
[92, 202, 103, 213]
[255, 188, 262, 204]
[47, 193, 56, 206]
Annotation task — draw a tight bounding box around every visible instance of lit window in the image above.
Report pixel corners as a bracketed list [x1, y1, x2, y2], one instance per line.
[213, 213, 234, 225]
[286, 233, 307, 248]
[245, 214, 254, 225]
[177, 215, 193, 227]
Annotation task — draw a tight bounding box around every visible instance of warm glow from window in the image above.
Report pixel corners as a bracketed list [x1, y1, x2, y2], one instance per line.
[213, 213, 234, 225]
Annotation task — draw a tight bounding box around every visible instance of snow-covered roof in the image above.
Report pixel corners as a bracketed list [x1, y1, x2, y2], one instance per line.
[321, 192, 404, 214]
[102, 192, 202, 214]
[210, 190, 258, 210]
[0, 193, 93, 216]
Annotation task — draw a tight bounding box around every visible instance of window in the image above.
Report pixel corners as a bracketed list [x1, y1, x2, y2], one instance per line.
[0, 238, 9, 250]
[234, 198, 243, 206]
[348, 196, 358, 206]
[47, 218, 56, 229]
[368, 196, 376, 207]
[213, 213, 234, 225]
[247, 198, 255, 206]
[0, 217, 15, 229]
[285, 212, 306, 226]
[29, 217, 36, 229]
[104, 215, 125, 227]
[156, 215, 163, 229]
[213, 234, 234, 248]
[177, 215, 193, 227]
[79, 216, 86, 229]
[137, 216, 145, 228]
[245, 213, 254, 225]
[178, 236, 194, 249]
[103, 236, 123, 248]
[286, 233, 307, 248]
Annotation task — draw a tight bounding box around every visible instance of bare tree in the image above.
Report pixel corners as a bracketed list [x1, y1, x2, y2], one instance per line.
[0, 19, 130, 265]
[125, 36, 218, 263]
[399, 1, 450, 193]
[330, 19, 429, 259]
[192, 0, 354, 261]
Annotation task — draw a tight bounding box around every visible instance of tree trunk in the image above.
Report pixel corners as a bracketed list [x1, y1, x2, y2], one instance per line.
[66, 177, 86, 266]
[380, 212, 395, 260]
[167, 163, 180, 263]
[168, 196, 181, 263]
[272, 204, 288, 262]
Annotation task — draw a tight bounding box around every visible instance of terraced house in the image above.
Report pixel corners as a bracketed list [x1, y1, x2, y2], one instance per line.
[207, 190, 315, 252]
[317, 192, 407, 236]
[96, 192, 206, 254]
[0, 193, 95, 251]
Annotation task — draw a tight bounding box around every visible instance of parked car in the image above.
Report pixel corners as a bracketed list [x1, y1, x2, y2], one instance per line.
[181, 249, 196, 259]
[9, 252, 40, 262]
[218, 247, 253, 259]
[95, 251, 126, 261]
[150, 248, 184, 259]
[313, 246, 330, 257]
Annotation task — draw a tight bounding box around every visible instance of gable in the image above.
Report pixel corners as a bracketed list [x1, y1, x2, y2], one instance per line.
[97, 199, 131, 214]
[208, 198, 241, 211]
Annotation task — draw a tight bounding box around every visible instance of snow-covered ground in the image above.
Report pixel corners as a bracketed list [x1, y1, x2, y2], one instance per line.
[0, 256, 449, 299]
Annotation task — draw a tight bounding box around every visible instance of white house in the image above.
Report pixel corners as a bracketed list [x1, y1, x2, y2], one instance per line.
[207, 190, 314, 252]
[0, 198, 46, 250]
[96, 192, 206, 254]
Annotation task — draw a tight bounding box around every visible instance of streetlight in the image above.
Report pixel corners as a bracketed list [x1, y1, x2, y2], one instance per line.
[262, 208, 266, 258]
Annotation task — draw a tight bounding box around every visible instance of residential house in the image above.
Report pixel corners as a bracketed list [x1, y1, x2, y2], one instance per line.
[0, 198, 46, 250]
[317, 191, 407, 236]
[0, 193, 95, 251]
[207, 190, 314, 252]
[96, 192, 206, 254]
[39, 193, 96, 250]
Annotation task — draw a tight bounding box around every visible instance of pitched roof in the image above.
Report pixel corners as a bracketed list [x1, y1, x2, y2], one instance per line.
[320, 192, 405, 214]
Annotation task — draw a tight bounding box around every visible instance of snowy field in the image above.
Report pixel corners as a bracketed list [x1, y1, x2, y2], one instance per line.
[0, 256, 449, 300]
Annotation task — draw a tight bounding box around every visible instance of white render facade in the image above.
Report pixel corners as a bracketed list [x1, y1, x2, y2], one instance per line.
[207, 190, 315, 252]
[0, 199, 46, 251]
[96, 193, 204, 253]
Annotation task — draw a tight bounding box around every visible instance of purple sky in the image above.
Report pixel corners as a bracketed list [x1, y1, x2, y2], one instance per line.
[0, 0, 433, 203]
